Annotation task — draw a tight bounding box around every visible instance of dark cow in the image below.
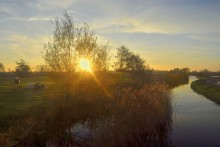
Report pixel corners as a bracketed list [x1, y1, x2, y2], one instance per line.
[14, 77, 20, 86]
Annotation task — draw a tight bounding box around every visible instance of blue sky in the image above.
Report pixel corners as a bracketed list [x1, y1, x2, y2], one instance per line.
[0, 0, 220, 71]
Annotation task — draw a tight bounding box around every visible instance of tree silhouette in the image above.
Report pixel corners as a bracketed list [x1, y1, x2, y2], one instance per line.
[92, 43, 111, 71]
[0, 63, 5, 72]
[115, 45, 145, 71]
[15, 59, 30, 72]
[42, 12, 110, 72]
[170, 67, 190, 74]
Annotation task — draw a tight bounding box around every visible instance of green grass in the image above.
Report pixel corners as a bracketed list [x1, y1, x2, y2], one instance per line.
[191, 80, 220, 105]
[0, 74, 53, 129]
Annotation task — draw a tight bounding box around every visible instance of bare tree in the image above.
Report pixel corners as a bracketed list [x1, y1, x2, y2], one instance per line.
[43, 12, 77, 73]
[92, 43, 111, 71]
[42, 12, 111, 73]
[75, 24, 111, 71]
[75, 23, 97, 59]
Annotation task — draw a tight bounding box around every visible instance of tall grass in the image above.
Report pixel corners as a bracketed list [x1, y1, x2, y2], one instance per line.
[1, 72, 173, 146]
[91, 83, 172, 147]
[152, 73, 189, 88]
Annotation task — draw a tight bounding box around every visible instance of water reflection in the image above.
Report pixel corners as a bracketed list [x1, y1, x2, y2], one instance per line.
[171, 76, 220, 147]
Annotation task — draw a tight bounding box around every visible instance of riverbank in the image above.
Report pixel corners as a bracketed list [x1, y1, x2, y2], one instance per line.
[191, 80, 220, 105]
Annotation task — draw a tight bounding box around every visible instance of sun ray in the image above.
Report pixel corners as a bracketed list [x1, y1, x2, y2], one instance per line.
[90, 72, 111, 98]
[79, 58, 110, 98]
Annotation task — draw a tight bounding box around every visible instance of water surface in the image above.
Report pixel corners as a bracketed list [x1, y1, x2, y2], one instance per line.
[171, 76, 220, 147]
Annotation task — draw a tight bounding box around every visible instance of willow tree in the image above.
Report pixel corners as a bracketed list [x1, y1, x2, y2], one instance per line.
[42, 12, 110, 73]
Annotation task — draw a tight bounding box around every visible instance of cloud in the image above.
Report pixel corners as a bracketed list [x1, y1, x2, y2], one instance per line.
[87, 0, 220, 35]
[0, 34, 47, 68]
[188, 33, 220, 42]
[35, 0, 76, 9]
[7, 34, 47, 54]
[7, 16, 52, 22]
[0, 0, 220, 71]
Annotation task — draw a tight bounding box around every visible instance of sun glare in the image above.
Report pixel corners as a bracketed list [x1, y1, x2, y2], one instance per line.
[79, 58, 92, 72]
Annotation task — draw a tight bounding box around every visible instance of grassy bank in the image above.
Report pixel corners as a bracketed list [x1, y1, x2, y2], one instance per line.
[191, 80, 220, 105]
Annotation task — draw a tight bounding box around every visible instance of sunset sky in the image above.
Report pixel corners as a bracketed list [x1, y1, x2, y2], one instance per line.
[0, 0, 220, 71]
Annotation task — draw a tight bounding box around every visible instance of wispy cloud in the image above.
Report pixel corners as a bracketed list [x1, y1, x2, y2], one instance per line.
[7, 16, 52, 21]
[34, 0, 76, 9]
[0, 0, 220, 71]
[188, 33, 220, 42]
[1, 34, 47, 68]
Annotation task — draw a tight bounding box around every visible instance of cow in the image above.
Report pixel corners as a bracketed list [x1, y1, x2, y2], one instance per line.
[33, 82, 45, 90]
[26, 82, 46, 90]
[14, 77, 20, 86]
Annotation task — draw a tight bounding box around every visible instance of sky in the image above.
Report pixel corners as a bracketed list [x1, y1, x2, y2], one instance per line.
[0, 0, 220, 71]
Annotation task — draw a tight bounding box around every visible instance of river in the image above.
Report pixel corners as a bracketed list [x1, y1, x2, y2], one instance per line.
[171, 76, 220, 147]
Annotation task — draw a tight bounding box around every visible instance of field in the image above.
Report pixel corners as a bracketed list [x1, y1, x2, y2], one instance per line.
[191, 77, 220, 105]
[0, 73, 54, 129]
[0, 72, 188, 146]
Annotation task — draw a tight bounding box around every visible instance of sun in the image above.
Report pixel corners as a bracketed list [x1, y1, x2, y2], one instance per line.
[79, 58, 92, 72]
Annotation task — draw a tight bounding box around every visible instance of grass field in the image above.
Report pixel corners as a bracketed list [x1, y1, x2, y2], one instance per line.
[0, 72, 188, 146]
[0, 73, 54, 129]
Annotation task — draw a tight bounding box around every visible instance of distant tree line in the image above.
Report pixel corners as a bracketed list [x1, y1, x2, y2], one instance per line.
[170, 67, 190, 74]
